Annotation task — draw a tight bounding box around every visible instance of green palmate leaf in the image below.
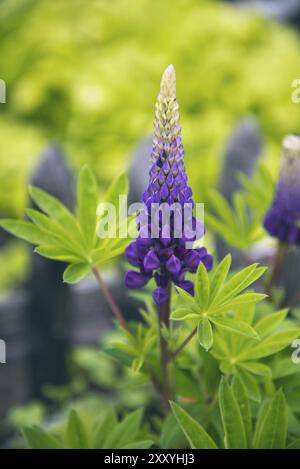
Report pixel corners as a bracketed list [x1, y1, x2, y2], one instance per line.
[195, 262, 210, 310]
[240, 328, 300, 360]
[271, 356, 300, 379]
[23, 426, 63, 449]
[25, 208, 86, 257]
[213, 264, 261, 305]
[209, 254, 231, 303]
[226, 266, 265, 304]
[210, 316, 259, 339]
[210, 293, 266, 315]
[240, 266, 267, 289]
[237, 164, 274, 215]
[237, 369, 261, 403]
[102, 231, 130, 249]
[63, 263, 91, 284]
[208, 190, 236, 228]
[92, 408, 118, 449]
[29, 185, 85, 246]
[97, 173, 128, 219]
[104, 409, 143, 449]
[104, 347, 133, 367]
[160, 413, 185, 449]
[254, 309, 288, 337]
[121, 440, 153, 449]
[1, 169, 131, 273]
[171, 308, 199, 321]
[233, 302, 255, 325]
[131, 357, 144, 373]
[65, 410, 90, 449]
[105, 173, 128, 207]
[219, 360, 234, 374]
[288, 411, 300, 435]
[219, 377, 247, 449]
[175, 287, 199, 311]
[212, 332, 231, 361]
[254, 390, 288, 449]
[34, 245, 82, 264]
[253, 398, 271, 446]
[114, 212, 136, 238]
[206, 188, 265, 249]
[26, 208, 74, 245]
[216, 292, 266, 308]
[0, 219, 52, 245]
[91, 244, 127, 266]
[204, 213, 229, 238]
[287, 438, 300, 449]
[197, 318, 213, 351]
[233, 192, 247, 231]
[170, 402, 217, 449]
[232, 375, 252, 448]
[110, 341, 136, 356]
[172, 260, 266, 340]
[239, 361, 271, 377]
[78, 166, 98, 248]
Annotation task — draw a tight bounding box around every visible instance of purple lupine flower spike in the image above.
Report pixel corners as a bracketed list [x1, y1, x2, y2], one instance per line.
[125, 65, 213, 304]
[264, 135, 300, 245]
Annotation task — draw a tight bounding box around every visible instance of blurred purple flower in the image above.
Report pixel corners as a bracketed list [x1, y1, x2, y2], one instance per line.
[125, 65, 212, 304]
[264, 135, 300, 245]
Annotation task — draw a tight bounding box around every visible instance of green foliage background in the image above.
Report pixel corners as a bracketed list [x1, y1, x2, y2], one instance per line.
[1, 0, 300, 219]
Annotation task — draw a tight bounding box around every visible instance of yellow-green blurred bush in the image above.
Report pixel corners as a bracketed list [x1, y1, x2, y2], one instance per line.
[1, 0, 300, 214]
[0, 240, 29, 292]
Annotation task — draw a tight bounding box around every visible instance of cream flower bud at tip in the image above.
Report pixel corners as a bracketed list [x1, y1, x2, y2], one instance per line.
[264, 133, 300, 245]
[159, 64, 176, 99]
[283, 134, 300, 160]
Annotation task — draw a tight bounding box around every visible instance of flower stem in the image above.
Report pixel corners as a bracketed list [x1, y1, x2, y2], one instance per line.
[268, 241, 286, 293]
[159, 282, 172, 413]
[92, 267, 129, 331]
[171, 327, 197, 360]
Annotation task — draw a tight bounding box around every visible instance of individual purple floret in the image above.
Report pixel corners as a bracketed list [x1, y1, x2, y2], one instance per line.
[125, 65, 213, 304]
[264, 135, 300, 245]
